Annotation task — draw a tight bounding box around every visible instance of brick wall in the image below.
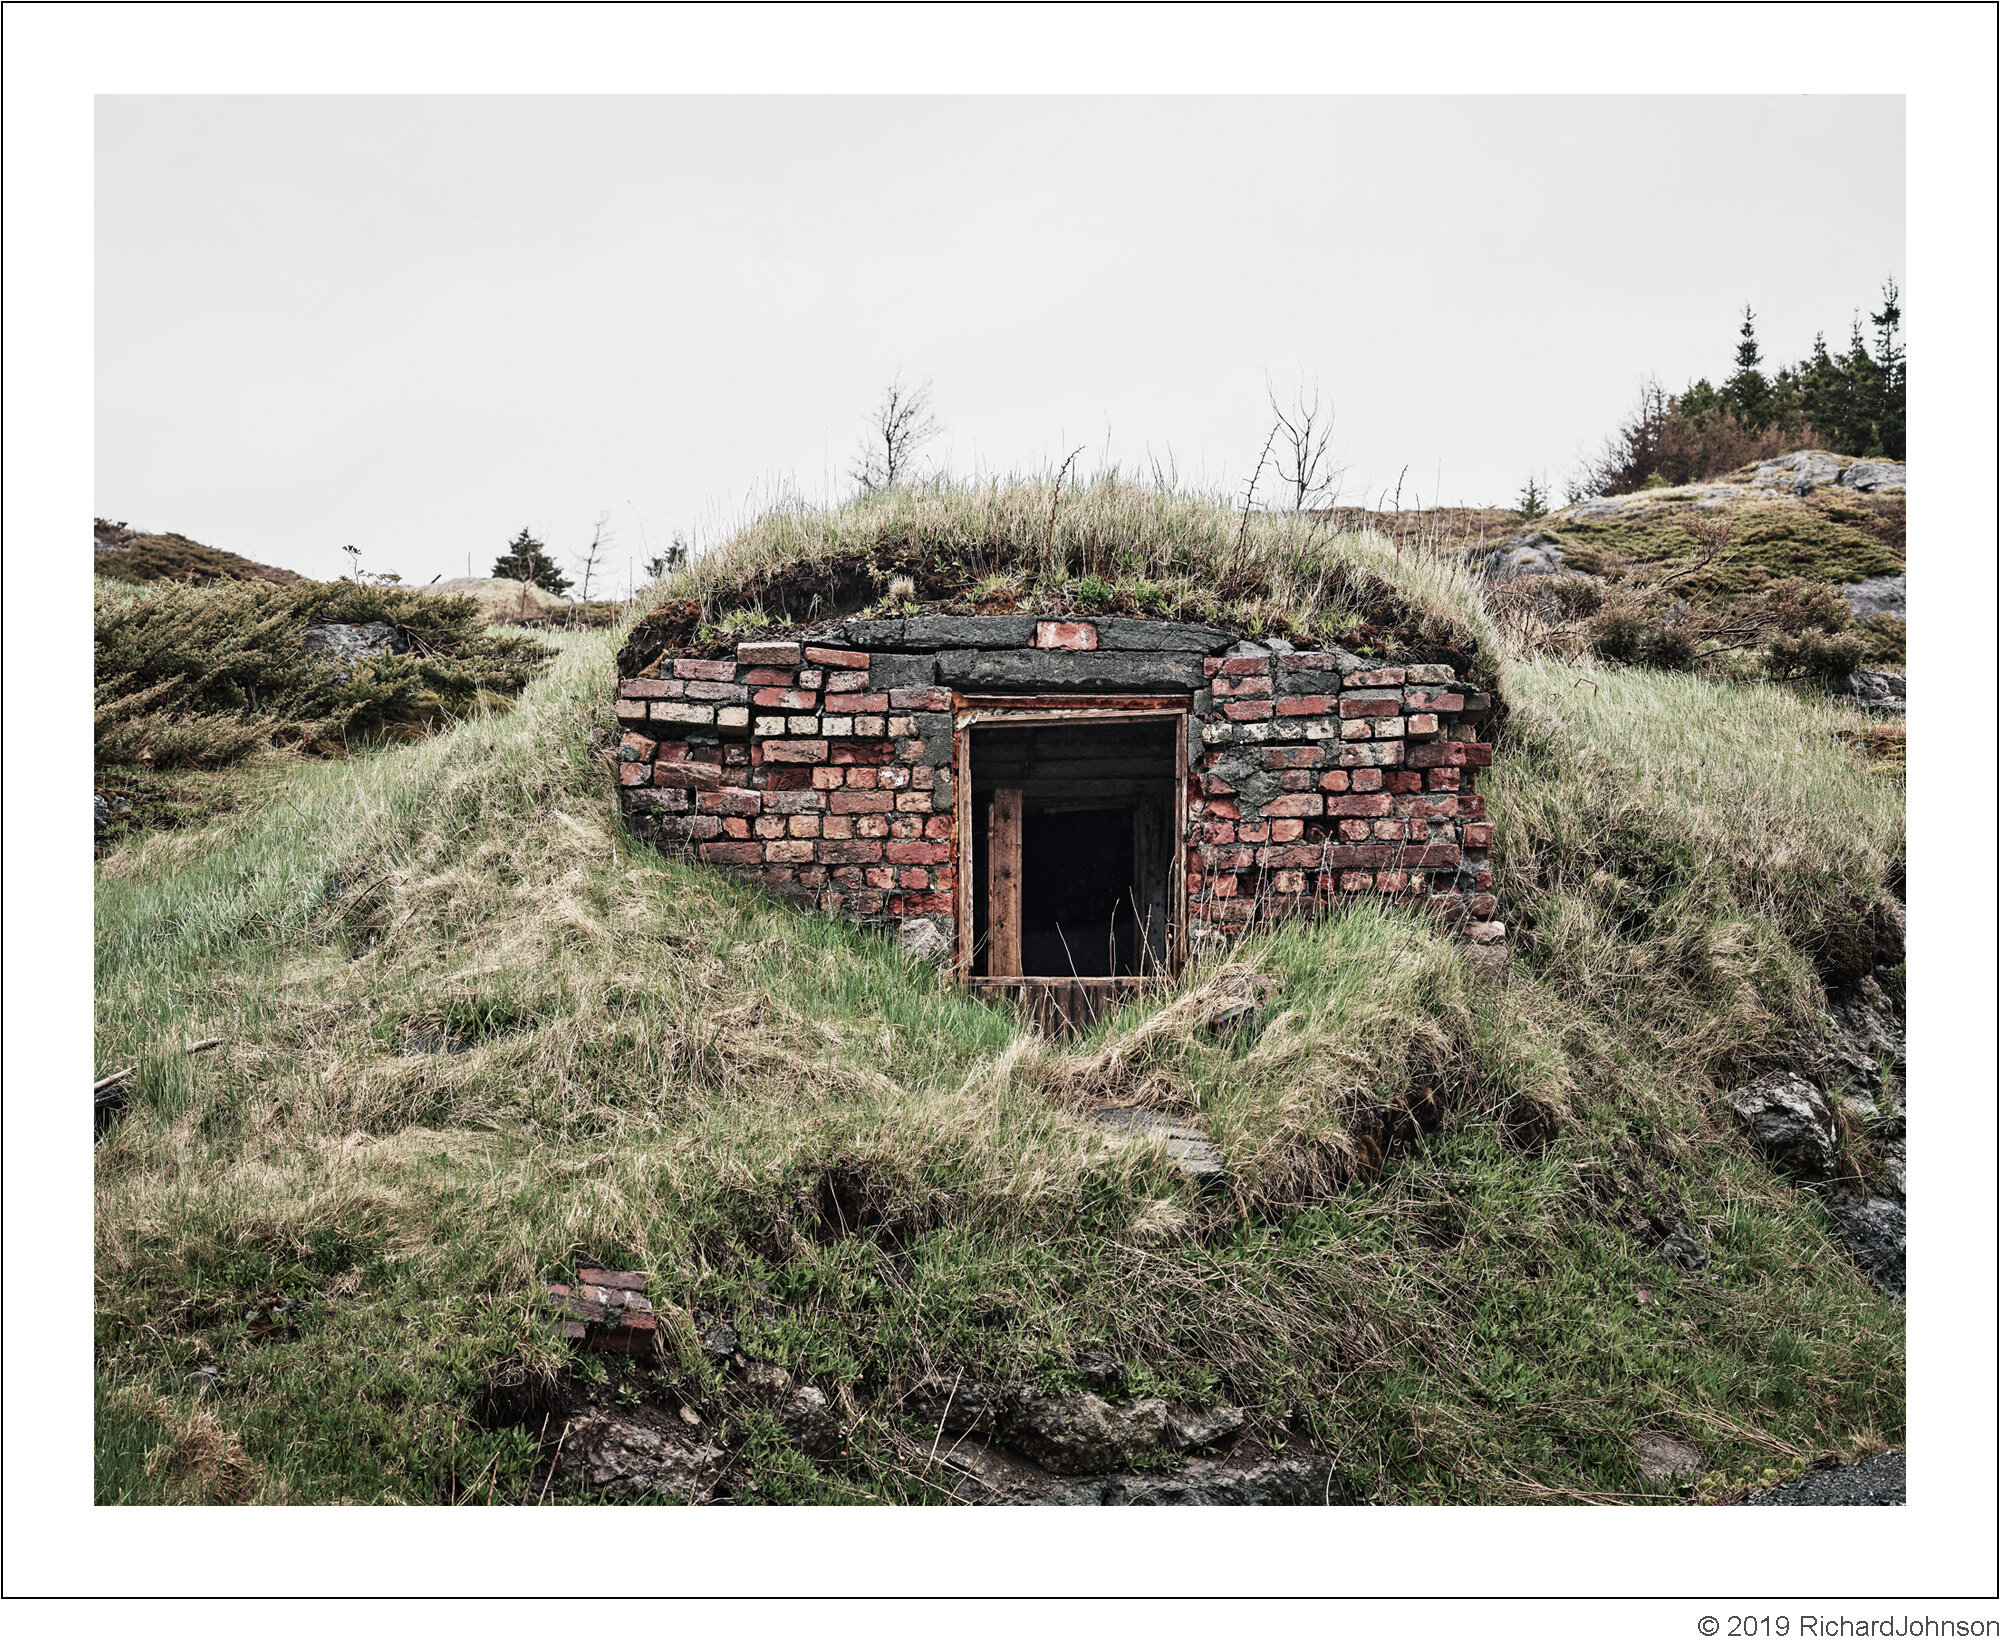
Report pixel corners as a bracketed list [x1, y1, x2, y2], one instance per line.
[615, 619, 1502, 962]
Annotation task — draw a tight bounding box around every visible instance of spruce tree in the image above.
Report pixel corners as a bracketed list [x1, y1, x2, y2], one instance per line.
[1869, 278, 1905, 460]
[491, 527, 572, 596]
[1723, 306, 1772, 429]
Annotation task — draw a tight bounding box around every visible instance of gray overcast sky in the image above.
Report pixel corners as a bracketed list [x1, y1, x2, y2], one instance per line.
[96, 94, 1903, 590]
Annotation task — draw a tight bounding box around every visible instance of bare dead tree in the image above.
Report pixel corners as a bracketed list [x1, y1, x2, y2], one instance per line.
[574, 512, 613, 601]
[851, 373, 942, 493]
[1270, 378, 1344, 511]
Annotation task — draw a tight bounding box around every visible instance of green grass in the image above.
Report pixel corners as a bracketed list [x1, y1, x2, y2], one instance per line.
[95, 610, 1906, 1504]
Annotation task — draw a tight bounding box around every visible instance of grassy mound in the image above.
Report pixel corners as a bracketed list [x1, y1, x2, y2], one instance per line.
[94, 607, 1905, 1504]
[618, 475, 1504, 681]
[94, 519, 305, 586]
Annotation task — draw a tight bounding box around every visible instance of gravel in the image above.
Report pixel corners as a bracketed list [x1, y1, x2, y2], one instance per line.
[1739, 1450, 1905, 1506]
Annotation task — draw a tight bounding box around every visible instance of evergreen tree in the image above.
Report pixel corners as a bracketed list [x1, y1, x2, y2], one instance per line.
[1869, 278, 1905, 460]
[1837, 314, 1883, 457]
[491, 527, 572, 596]
[1722, 305, 1772, 429]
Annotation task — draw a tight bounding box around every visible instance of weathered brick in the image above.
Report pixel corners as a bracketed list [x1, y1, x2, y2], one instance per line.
[825, 670, 871, 693]
[1387, 771, 1424, 793]
[1262, 746, 1321, 770]
[1371, 717, 1406, 739]
[1404, 690, 1464, 714]
[620, 678, 679, 699]
[897, 866, 932, 890]
[1270, 868, 1307, 894]
[811, 766, 844, 789]
[888, 687, 951, 711]
[826, 692, 890, 714]
[699, 840, 764, 865]
[1462, 822, 1494, 848]
[890, 891, 954, 917]
[1201, 820, 1237, 844]
[804, 646, 869, 669]
[786, 812, 823, 837]
[923, 815, 954, 841]
[1326, 793, 1391, 818]
[844, 766, 878, 789]
[616, 698, 655, 724]
[760, 838, 815, 864]
[618, 732, 659, 763]
[1213, 673, 1273, 698]
[1462, 743, 1494, 768]
[821, 815, 854, 840]
[1339, 697, 1401, 719]
[1217, 656, 1270, 676]
[1275, 696, 1336, 717]
[1237, 822, 1269, 843]
[1337, 741, 1403, 767]
[817, 839, 884, 864]
[717, 706, 750, 729]
[650, 760, 723, 790]
[1261, 793, 1322, 817]
[829, 790, 893, 814]
[1371, 820, 1408, 841]
[1457, 794, 1487, 820]
[1349, 769, 1383, 793]
[1203, 798, 1242, 820]
[1405, 741, 1467, 768]
[752, 716, 787, 737]
[1340, 719, 1373, 740]
[737, 640, 802, 666]
[1224, 700, 1274, 722]
[754, 688, 817, 710]
[1269, 818, 1305, 843]
[618, 762, 650, 785]
[652, 702, 716, 725]
[1203, 657, 1224, 677]
[1256, 844, 1322, 869]
[763, 739, 828, 763]
[1319, 769, 1351, 793]
[829, 740, 896, 765]
[885, 839, 952, 864]
[798, 668, 824, 689]
[821, 716, 854, 737]
[753, 814, 788, 840]
[1034, 621, 1098, 650]
[1427, 768, 1461, 791]
[1338, 870, 1374, 892]
[1405, 713, 1440, 737]
[1337, 819, 1372, 842]
[1344, 668, 1406, 688]
[673, 658, 737, 682]
[719, 816, 753, 839]
[895, 791, 932, 812]
[1463, 920, 1506, 943]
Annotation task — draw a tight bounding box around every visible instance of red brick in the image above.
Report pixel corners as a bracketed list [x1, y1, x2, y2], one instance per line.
[1204, 770, 1240, 795]
[1375, 871, 1410, 893]
[1371, 820, 1409, 841]
[620, 678, 678, 699]
[1213, 674, 1272, 698]
[825, 670, 871, 693]
[786, 813, 823, 837]
[1337, 819, 1372, 842]
[1326, 793, 1391, 818]
[1349, 769, 1383, 793]
[1256, 844, 1322, 869]
[1034, 621, 1097, 650]
[864, 865, 897, 889]
[763, 766, 813, 792]
[844, 766, 878, 789]
[754, 688, 817, 710]
[923, 815, 954, 841]
[888, 687, 951, 711]
[1270, 818, 1305, 843]
[697, 787, 761, 816]
[1271, 868, 1307, 894]
[885, 839, 952, 865]
[1200, 820, 1238, 844]
[1323, 843, 1392, 868]
[1405, 714, 1440, 737]
[1462, 743, 1494, 767]
[753, 815, 787, 839]
[1207, 873, 1239, 899]
[1344, 668, 1406, 687]
[1237, 822, 1269, 844]
[1261, 793, 1322, 817]
[826, 692, 889, 714]
[1338, 870, 1374, 893]
[1263, 747, 1321, 770]
[821, 815, 854, 840]
[1204, 657, 1224, 677]
[1224, 700, 1274, 722]
[1339, 697, 1401, 719]
[1337, 741, 1403, 767]
[1404, 741, 1468, 768]
[829, 740, 895, 765]
[817, 840, 884, 864]
[1386, 771, 1423, 792]
[699, 840, 764, 865]
[890, 892, 954, 917]
[1405, 691, 1465, 714]
[1319, 769, 1351, 793]
[618, 732, 659, 762]
[829, 790, 893, 814]
[1217, 656, 1270, 675]
[1280, 770, 1320, 792]
[895, 791, 932, 813]
[1462, 822, 1494, 848]
[763, 739, 828, 763]
[1204, 798, 1242, 820]
[1457, 794, 1487, 820]
[763, 839, 816, 864]
[673, 658, 737, 681]
[897, 867, 931, 889]
[1468, 893, 1498, 917]
[737, 640, 803, 666]
[804, 646, 869, 669]
[1427, 769, 1461, 791]
[720, 816, 752, 839]
[619, 762, 650, 786]
[811, 766, 844, 789]
[1275, 696, 1336, 717]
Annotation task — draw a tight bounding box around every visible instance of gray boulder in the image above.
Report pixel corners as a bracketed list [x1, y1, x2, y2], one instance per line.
[1726, 1073, 1837, 1178]
[1841, 669, 1906, 714]
[940, 1438, 1346, 1505]
[1840, 460, 1906, 493]
[1005, 1390, 1172, 1475]
[1749, 452, 1846, 495]
[1820, 1192, 1906, 1295]
[302, 620, 407, 679]
[1479, 531, 1572, 579]
[1843, 573, 1905, 623]
[558, 1408, 725, 1502]
[897, 917, 950, 965]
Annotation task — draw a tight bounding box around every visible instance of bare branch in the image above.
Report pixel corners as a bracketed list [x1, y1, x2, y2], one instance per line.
[1269, 378, 1345, 511]
[852, 373, 943, 493]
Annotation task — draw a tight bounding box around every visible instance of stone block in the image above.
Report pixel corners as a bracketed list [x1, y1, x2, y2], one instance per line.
[1093, 617, 1237, 652]
[869, 653, 937, 690]
[937, 648, 1208, 692]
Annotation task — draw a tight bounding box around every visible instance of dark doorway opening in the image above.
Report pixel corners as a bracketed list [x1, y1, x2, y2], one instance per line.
[967, 714, 1179, 979]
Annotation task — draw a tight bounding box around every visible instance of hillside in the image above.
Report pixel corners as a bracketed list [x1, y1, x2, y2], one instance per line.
[93, 482, 1905, 1506]
[94, 518, 305, 586]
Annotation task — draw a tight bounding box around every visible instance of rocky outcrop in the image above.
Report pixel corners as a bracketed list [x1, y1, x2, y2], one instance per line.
[939, 1437, 1345, 1505]
[1841, 669, 1906, 714]
[1477, 530, 1573, 579]
[558, 1407, 726, 1502]
[302, 620, 408, 678]
[1843, 574, 1906, 622]
[1746, 452, 1906, 496]
[909, 1379, 1254, 1480]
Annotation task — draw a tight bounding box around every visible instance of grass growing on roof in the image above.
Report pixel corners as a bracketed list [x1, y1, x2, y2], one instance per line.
[95, 603, 1904, 1504]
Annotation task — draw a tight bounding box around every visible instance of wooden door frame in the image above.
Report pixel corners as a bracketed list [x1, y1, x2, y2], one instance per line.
[951, 694, 1190, 984]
